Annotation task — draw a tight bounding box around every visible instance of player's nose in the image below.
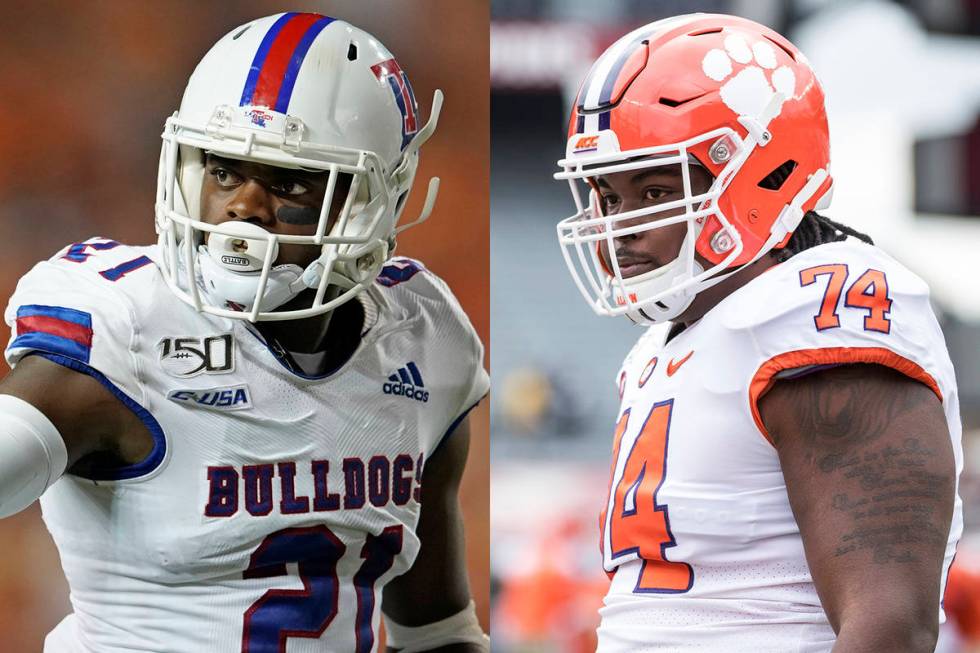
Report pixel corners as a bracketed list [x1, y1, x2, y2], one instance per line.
[223, 179, 276, 227]
[611, 202, 653, 239]
[612, 200, 684, 235]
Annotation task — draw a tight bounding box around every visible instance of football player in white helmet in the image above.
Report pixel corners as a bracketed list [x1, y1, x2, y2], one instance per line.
[556, 14, 961, 652]
[0, 13, 488, 653]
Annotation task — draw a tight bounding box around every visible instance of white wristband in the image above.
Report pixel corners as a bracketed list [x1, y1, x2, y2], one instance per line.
[384, 599, 489, 652]
[0, 394, 67, 518]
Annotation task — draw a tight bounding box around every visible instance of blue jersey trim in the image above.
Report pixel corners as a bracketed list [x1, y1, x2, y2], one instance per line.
[17, 304, 93, 326]
[244, 328, 354, 381]
[10, 332, 91, 364]
[29, 352, 167, 482]
[12, 305, 94, 363]
[376, 259, 425, 288]
[431, 394, 486, 458]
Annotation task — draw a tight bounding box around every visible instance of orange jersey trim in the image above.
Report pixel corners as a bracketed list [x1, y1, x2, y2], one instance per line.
[749, 346, 943, 445]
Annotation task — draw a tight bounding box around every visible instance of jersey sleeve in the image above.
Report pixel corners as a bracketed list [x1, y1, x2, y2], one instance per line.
[417, 268, 489, 425]
[5, 241, 143, 407]
[718, 241, 954, 443]
[377, 258, 489, 444]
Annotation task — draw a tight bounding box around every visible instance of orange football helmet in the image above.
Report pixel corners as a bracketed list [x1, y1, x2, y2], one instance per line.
[555, 14, 833, 323]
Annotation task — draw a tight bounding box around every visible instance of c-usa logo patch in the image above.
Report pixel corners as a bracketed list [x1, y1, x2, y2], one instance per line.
[159, 334, 235, 378]
[168, 384, 251, 412]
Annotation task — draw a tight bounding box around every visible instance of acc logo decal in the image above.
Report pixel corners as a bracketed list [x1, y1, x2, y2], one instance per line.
[573, 135, 600, 152]
[159, 334, 235, 378]
[168, 384, 251, 411]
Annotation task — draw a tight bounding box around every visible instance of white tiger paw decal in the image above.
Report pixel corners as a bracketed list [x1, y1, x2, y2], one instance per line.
[701, 35, 795, 118]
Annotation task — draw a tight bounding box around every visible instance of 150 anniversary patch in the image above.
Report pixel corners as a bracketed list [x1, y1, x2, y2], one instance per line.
[159, 334, 235, 378]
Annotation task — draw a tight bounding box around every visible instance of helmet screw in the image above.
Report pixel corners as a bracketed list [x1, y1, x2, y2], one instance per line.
[358, 254, 376, 271]
[711, 230, 735, 254]
[709, 137, 733, 164]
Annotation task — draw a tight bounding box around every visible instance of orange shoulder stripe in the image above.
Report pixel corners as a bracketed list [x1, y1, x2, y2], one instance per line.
[749, 346, 943, 446]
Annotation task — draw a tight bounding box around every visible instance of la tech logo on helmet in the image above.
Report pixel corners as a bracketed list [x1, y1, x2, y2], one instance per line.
[371, 58, 419, 149]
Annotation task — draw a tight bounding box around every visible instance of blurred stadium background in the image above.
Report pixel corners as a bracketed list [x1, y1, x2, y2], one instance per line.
[490, 0, 980, 651]
[0, 1, 488, 650]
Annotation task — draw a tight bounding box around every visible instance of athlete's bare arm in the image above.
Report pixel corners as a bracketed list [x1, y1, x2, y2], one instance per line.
[0, 354, 151, 472]
[760, 364, 954, 653]
[382, 416, 481, 653]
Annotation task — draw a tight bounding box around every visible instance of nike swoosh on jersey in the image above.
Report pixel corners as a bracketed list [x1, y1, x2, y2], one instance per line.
[666, 351, 695, 376]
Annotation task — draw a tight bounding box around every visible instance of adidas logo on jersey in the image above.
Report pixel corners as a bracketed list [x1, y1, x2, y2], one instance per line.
[383, 362, 429, 402]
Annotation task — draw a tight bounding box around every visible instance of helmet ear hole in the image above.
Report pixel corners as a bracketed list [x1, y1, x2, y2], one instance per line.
[758, 160, 797, 191]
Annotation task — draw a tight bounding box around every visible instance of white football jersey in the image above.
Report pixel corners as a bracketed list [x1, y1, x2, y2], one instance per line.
[597, 240, 962, 652]
[3, 238, 488, 653]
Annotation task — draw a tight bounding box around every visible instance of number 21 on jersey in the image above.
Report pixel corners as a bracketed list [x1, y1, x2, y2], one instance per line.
[601, 399, 693, 593]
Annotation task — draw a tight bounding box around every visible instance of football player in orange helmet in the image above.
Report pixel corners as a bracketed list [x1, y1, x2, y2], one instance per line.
[556, 14, 962, 652]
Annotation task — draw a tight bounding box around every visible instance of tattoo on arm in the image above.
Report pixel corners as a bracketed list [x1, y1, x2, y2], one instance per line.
[826, 437, 947, 563]
[767, 365, 952, 568]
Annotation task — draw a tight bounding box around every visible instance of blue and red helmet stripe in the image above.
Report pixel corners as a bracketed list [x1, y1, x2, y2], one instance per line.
[240, 13, 335, 114]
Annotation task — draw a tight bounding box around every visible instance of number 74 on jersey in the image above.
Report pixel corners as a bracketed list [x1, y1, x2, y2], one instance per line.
[601, 399, 694, 593]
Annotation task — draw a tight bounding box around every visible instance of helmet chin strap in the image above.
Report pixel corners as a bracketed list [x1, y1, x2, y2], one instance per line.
[612, 232, 703, 325]
[620, 255, 703, 324]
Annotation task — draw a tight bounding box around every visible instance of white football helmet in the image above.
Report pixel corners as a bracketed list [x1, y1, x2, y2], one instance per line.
[155, 12, 442, 321]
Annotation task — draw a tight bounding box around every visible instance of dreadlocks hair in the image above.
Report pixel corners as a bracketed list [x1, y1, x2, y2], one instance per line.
[771, 210, 874, 263]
